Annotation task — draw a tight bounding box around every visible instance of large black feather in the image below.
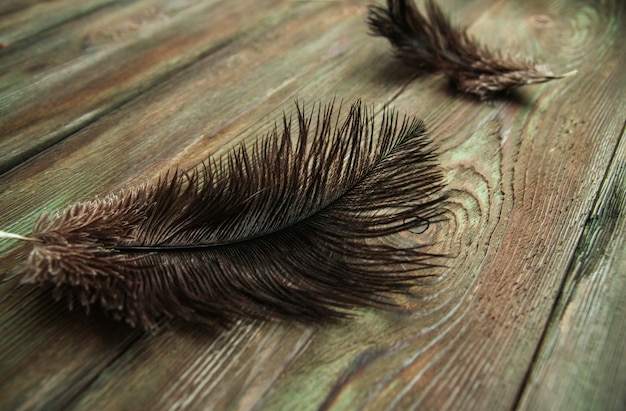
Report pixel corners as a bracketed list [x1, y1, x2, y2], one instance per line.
[13, 100, 445, 330]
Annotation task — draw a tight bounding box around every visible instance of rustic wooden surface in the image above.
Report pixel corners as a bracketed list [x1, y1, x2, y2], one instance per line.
[0, 0, 624, 410]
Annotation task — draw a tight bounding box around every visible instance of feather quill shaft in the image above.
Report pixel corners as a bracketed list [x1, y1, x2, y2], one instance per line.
[367, 0, 576, 98]
[13, 100, 446, 330]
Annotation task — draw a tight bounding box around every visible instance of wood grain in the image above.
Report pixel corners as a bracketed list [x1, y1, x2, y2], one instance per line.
[517, 122, 626, 411]
[0, 0, 119, 49]
[0, 0, 314, 173]
[0, 0, 625, 410]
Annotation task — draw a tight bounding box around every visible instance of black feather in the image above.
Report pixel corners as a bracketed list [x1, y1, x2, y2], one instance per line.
[368, 0, 575, 98]
[12, 100, 446, 330]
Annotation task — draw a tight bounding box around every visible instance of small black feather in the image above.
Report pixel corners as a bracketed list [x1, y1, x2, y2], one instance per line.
[368, 0, 573, 98]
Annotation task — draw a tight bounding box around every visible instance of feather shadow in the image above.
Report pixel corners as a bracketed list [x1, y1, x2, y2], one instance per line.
[367, 0, 576, 99]
[9, 100, 446, 331]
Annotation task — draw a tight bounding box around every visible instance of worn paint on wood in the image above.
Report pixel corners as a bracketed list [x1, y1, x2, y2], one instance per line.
[0, 0, 625, 410]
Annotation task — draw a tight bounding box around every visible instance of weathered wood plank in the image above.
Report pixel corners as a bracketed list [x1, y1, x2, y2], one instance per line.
[517, 122, 626, 411]
[0, 0, 624, 410]
[0, 301, 141, 411]
[0, 0, 310, 174]
[0, 0, 119, 48]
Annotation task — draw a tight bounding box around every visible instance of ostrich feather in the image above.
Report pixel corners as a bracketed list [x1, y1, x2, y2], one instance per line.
[367, 0, 576, 98]
[5, 100, 446, 330]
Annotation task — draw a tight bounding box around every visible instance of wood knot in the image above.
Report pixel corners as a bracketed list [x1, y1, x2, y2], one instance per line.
[529, 14, 554, 28]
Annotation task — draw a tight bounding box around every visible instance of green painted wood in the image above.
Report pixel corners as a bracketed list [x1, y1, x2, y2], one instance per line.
[517, 123, 626, 411]
[0, 0, 624, 410]
[0, 0, 319, 174]
[0, 0, 120, 48]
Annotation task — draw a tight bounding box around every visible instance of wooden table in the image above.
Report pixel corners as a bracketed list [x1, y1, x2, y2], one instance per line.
[1, 0, 625, 409]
